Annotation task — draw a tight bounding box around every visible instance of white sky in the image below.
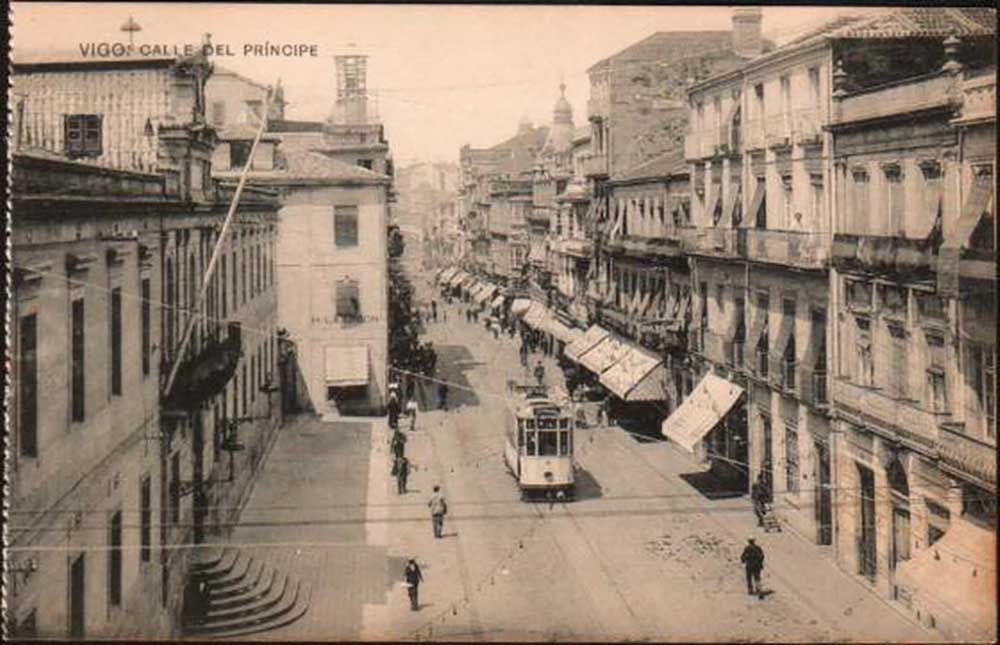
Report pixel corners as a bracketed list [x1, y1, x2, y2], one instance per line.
[11, 3, 873, 165]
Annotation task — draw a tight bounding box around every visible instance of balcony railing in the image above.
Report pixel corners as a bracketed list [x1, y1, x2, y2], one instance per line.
[937, 423, 997, 487]
[582, 152, 608, 178]
[832, 378, 941, 450]
[678, 226, 739, 257]
[831, 233, 936, 278]
[742, 229, 830, 270]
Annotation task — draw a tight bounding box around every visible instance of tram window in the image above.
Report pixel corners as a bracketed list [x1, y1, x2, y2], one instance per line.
[559, 418, 569, 429]
[559, 431, 570, 455]
[525, 419, 536, 430]
[539, 430, 559, 456]
[525, 431, 537, 456]
[538, 418, 557, 430]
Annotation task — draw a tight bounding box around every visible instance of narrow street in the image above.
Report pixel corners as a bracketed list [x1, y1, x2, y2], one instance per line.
[227, 273, 931, 642]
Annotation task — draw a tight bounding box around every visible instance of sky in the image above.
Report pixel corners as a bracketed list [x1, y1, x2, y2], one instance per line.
[11, 3, 875, 166]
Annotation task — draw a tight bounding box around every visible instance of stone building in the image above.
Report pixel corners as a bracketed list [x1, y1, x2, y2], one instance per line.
[825, 11, 995, 637]
[9, 50, 282, 639]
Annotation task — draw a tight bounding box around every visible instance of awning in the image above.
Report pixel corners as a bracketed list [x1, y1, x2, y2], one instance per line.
[325, 345, 370, 387]
[661, 373, 744, 452]
[523, 303, 547, 330]
[544, 316, 578, 344]
[565, 325, 611, 363]
[490, 294, 505, 310]
[511, 298, 532, 317]
[748, 179, 766, 225]
[722, 183, 741, 227]
[600, 343, 666, 401]
[448, 271, 467, 287]
[474, 284, 498, 305]
[895, 518, 997, 638]
[578, 334, 631, 375]
[946, 172, 994, 249]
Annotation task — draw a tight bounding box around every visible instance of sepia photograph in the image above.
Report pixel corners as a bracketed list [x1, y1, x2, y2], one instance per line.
[5, 2, 997, 641]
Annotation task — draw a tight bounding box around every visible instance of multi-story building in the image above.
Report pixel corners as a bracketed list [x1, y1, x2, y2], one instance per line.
[207, 57, 395, 417]
[205, 66, 286, 130]
[9, 50, 282, 639]
[825, 12, 995, 638]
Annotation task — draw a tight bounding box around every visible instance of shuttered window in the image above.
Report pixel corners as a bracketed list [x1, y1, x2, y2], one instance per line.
[72, 298, 86, 422]
[19, 314, 38, 457]
[334, 206, 359, 247]
[111, 287, 122, 396]
[65, 114, 102, 158]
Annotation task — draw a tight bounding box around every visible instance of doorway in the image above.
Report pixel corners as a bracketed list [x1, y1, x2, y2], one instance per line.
[69, 553, 85, 639]
[814, 440, 832, 545]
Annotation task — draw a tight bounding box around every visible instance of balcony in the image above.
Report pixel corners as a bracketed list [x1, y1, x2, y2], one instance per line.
[742, 229, 830, 270]
[831, 233, 936, 279]
[162, 331, 242, 410]
[678, 226, 739, 258]
[832, 378, 941, 451]
[937, 423, 997, 488]
[582, 152, 608, 178]
[952, 73, 995, 125]
[833, 72, 954, 126]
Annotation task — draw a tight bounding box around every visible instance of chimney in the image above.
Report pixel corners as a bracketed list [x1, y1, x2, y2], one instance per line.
[732, 7, 763, 59]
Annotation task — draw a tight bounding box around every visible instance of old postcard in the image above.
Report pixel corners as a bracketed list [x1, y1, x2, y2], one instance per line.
[5, 2, 997, 641]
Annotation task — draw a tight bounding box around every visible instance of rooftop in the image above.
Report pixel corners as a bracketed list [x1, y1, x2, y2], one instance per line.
[215, 147, 389, 185]
[587, 30, 735, 74]
[615, 148, 688, 182]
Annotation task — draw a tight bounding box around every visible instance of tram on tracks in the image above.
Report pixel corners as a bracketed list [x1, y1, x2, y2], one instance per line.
[503, 383, 575, 501]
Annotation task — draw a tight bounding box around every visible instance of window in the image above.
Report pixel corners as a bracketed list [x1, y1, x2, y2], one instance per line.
[221, 256, 228, 318]
[357, 159, 374, 170]
[883, 163, 905, 235]
[782, 298, 796, 390]
[211, 101, 226, 126]
[785, 420, 799, 494]
[755, 177, 767, 229]
[334, 279, 362, 322]
[734, 297, 746, 367]
[111, 287, 122, 396]
[926, 334, 947, 412]
[888, 323, 907, 398]
[754, 83, 765, 137]
[961, 483, 997, 527]
[244, 100, 263, 120]
[539, 430, 559, 456]
[756, 293, 770, 376]
[72, 297, 85, 422]
[141, 279, 151, 376]
[334, 206, 359, 247]
[230, 141, 252, 170]
[251, 354, 256, 404]
[140, 476, 151, 563]
[811, 176, 824, 225]
[108, 511, 122, 607]
[242, 364, 248, 415]
[808, 67, 821, 109]
[851, 167, 870, 231]
[241, 248, 247, 305]
[19, 314, 38, 458]
[780, 76, 792, 136]
[781, 175, 793, 228]
[65, 114, 102, 158]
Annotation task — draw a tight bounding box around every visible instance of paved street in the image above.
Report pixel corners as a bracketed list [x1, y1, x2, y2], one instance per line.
[215, 273, 934, 642]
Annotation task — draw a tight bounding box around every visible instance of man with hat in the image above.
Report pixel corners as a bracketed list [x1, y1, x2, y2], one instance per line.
[740, 535, 766, 596]
[403, 558, 423, 611]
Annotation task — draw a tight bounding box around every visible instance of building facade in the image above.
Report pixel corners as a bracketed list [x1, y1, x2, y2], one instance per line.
[9, 51, 282, 639]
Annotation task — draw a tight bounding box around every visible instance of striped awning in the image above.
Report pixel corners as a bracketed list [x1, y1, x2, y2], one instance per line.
[523, 303, 547, 329]
[439, 267, 458, 283]
[578, 334, 631, 375]
[474, 284, 498, 305]
[600, 343, 666, 401]
[490, 294, 505, 310]
[661, 373, 743, 452]
[565, 325, 611, 363]
[546, 318, 581, 345]
[448, 271, 467, 287]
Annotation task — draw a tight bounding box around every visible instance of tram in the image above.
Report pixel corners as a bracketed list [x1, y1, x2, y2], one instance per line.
[503, 387, 575, 500]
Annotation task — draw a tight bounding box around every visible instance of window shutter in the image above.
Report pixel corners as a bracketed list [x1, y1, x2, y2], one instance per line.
[334, 206, 359, 247]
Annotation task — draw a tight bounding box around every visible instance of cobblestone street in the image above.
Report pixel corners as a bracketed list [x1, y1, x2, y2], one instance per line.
[222, 278, 933, 641]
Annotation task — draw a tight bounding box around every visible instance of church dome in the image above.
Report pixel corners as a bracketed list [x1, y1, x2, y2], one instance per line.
[542, 82, 575, 156]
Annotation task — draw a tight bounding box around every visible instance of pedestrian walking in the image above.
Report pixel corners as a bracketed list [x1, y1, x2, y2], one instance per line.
[740, 536, 766, 597]
[406, 398, 419, 431]
[428, 485, 448, 538]
[394, 455, 410, 494]
[751, 473, 768, 527]
[520, 343, 529, 367]
[534, 360, 546, 386]
[438, 381, 449, 410]
[387, 390, 401, 430]
[403, 558, 423, 611]
[431, 300, 438, 322]
[391, 428, 407, 459]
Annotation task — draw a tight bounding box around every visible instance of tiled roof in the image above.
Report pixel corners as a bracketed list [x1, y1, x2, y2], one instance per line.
[617, 148, 688, 182]
[268, 119, 326, 133]
[832, 6, 996, 39]
[217, 149, 387, 184]
[588, 31, 734, 73]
